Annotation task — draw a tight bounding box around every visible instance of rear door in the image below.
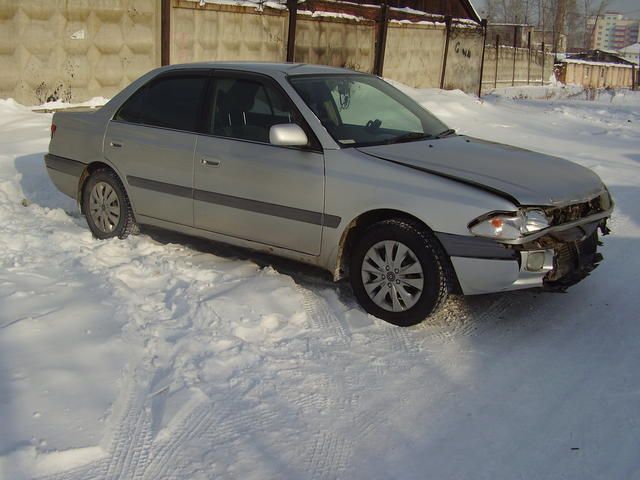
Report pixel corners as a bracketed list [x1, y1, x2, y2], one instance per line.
[105, 70, 209, 226]
[193, 72, 326, 255]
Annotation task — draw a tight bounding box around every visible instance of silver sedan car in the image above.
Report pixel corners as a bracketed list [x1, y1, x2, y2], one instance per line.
[45, 62, 613, 326]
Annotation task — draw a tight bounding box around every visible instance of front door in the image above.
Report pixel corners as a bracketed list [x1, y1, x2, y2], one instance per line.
[194, 73, 325, 255]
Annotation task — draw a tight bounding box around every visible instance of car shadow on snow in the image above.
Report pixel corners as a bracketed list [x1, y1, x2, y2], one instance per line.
[14, 152, 78, 214]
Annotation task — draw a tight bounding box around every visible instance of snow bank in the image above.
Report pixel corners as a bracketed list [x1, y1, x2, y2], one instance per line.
[1, 85, 640, 479]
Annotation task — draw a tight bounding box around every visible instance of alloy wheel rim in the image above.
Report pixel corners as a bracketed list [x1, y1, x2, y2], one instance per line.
[89, 182, 120, 234]
[361, 240, 424, 312]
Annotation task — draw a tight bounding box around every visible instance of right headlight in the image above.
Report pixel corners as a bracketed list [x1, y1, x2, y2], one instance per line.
[468, 209, 550, 241]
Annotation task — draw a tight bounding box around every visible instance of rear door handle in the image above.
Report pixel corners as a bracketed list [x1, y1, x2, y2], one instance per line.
[110, 141, 123, 148]
[201, 157, 221, 167]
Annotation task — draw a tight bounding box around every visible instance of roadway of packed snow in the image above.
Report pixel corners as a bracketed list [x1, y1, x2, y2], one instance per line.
[1, 85, 639, 480]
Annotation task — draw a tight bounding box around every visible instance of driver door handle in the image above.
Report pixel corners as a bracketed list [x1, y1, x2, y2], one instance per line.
[201, 157, 221, 167]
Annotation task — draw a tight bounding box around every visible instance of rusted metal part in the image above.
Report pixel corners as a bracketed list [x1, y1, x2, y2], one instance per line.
[527, 30, 531, 85]
[440, 15, 452, 89]
[161, 0, 171, 66]
[494, 34, 499, 89]
[541, 41, 545, 86]
[511, 24, 517, 87]
[373, 4, 390, 76]
[286, 0, 297, 62]
[478, 18, 487, 97]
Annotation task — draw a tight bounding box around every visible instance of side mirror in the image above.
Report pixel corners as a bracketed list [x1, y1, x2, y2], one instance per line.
[269, 123, 308, 147]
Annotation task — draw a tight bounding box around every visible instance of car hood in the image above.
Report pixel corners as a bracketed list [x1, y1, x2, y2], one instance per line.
[357, 136, 605, 206]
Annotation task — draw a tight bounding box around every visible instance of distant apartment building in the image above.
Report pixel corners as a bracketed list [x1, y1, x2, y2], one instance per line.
[588, 13, 639, 51]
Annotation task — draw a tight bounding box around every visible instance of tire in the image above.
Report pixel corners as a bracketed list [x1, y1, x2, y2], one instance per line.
[349, 219, 450, 327]
[82, 168, 137, 240]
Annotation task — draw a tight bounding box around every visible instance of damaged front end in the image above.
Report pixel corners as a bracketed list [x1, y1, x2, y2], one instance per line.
[513, 193, 613, 291]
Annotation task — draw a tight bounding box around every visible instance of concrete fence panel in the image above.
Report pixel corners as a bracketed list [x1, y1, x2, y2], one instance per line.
[382, 23, 445, 89]
[442, 27, 483, 92]
[294, 16, 375, 73]
[0, 0, 160, 105]
[171, 1, 287, 64]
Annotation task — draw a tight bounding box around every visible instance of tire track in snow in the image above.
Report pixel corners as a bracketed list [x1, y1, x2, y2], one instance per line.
[296, 284, 351, 344]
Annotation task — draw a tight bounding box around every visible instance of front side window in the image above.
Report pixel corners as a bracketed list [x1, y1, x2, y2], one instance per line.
[289, 75, 449, 147]
[210, 77, 296, 143]
[115, 74, 208, 132]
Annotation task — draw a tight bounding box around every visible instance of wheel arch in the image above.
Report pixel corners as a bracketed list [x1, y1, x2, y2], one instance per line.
[333, 208, 461, 293]
[77, 161, 134, 217]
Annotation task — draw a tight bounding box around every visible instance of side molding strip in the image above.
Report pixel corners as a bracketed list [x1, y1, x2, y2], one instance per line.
[127, 175, 341, 228]
[127, 175, 192, 199]
[44, 154, 86, 177]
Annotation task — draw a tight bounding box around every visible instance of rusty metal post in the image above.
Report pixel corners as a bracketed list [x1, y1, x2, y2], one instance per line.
[527, 30, 531, 85]
[494, 34, 499, 89]
[477, 19, 488, 98]
[440, 16, 453, 90]
[511, 25, 517, 86]
[541, 41, 545, 85]
[286, 0, 297, 62]
[373, 4, 390, 76]
[161, 0, 171, 66]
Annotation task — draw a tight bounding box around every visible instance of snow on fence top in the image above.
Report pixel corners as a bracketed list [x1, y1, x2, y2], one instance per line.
[561, 59, 634, 69]
[185, 0, 480, 25]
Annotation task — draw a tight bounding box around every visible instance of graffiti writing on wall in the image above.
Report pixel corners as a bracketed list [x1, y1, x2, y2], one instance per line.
[454, 41, 472, 58]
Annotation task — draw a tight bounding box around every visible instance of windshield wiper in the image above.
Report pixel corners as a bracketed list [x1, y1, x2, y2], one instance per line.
[384, 132, 432, 145]
[435, 128, 456, 138]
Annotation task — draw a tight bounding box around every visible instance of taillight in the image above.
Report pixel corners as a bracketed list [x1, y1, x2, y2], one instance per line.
[51, 123, 57, 138]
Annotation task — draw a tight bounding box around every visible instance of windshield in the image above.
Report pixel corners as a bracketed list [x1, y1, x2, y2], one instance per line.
[289, 74, 449, 148]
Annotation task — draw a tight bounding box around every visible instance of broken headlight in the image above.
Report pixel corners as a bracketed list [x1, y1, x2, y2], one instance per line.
[468, 209, 550, 240]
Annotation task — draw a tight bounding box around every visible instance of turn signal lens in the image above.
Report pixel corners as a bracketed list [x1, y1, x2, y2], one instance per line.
[469, 212, 523, 240]
[469, 209, 550, 241]
[51, 123, 57, 138]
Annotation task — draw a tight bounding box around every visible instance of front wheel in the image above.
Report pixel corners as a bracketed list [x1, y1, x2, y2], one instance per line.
[82, 169, 137, 240]
[349, 219, 450, 327]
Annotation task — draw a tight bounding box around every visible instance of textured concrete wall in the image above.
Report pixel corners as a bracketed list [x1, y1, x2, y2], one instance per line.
[0, 0, 159, 105]
[171, 2, 286, 64]
[1, 0, 499, 105]
[481, 46, 555, 91]
[294, 16, 375, 73]
[442, 27, 483, 92]
[383, 23, 445, 89]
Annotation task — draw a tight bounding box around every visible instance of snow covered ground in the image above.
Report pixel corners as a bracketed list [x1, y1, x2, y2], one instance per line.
[0, 86, 639, 480]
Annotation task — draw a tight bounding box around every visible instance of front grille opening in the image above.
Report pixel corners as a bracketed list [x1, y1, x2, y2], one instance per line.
[545, 192, 610, 226]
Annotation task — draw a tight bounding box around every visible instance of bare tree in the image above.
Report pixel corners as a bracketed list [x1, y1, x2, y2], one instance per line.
[583, 0, 609, 48]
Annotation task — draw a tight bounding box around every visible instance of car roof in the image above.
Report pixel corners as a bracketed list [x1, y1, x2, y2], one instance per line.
[158, 61, 366, 77]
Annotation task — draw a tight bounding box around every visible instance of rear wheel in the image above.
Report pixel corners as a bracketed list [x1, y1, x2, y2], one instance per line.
[350, 219, 450, 326]
[82, 169, 137, 240]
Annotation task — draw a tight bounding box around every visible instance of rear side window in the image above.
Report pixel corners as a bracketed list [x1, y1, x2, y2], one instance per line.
[210, 77, 296, 143]
[115, 74, 208, 132]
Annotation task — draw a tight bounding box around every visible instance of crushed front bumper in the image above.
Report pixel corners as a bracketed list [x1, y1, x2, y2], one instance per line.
[439, 214, 610, 295]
